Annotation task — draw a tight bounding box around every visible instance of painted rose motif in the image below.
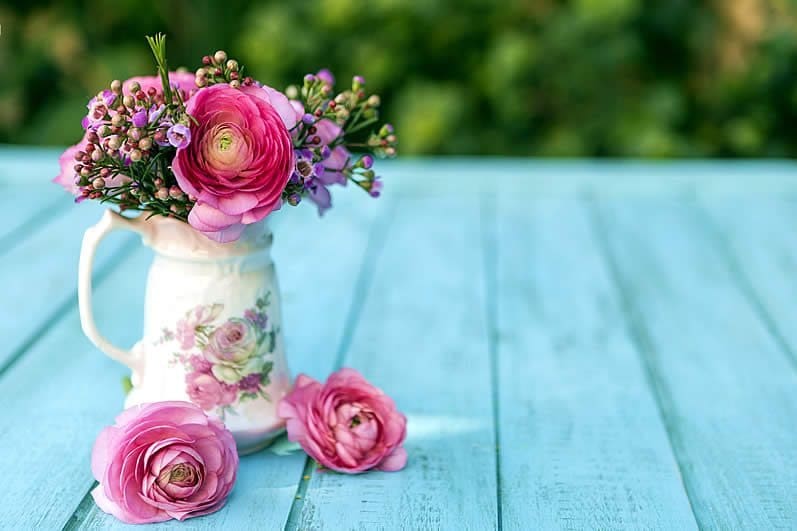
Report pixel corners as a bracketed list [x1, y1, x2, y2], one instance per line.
[205, 319, 264, 383]
[159, 295, 277, 417]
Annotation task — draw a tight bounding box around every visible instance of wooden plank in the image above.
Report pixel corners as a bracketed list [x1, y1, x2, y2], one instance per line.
[0, 202, 134, 373]
[593, 198, 797, 529]
[66, 190, 384, 529]
[698, 198, 797, 365]
[0, 247, 150, 529]
[495, 197, 697, 529]
[0, 184, 65, 249]
[287, 195, 499, 530]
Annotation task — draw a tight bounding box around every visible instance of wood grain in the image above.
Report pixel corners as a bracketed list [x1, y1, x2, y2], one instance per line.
[287, 195, 499, 530]
[0, 247, 149, 529]
[698, 198, 797, 367]
[496, 197, 697, 529]
[594, 199, 797, 529]
[0, 201, 134, 373]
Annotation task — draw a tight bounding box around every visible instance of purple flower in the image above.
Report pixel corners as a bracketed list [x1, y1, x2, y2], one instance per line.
[148, 105, 166, 124]
[101, 89, 116, 107]
[370, 178, 383, 198]
[302, 113, 315, 125]
[359, 154, 374, 169]
[243, 309, 268, 329]
[307, 179, 332, 215]
[316, 69, 335, 86]
[239, 373, 262, 392]
[132, 109, 148, 128]
[167, 124, 191, 149]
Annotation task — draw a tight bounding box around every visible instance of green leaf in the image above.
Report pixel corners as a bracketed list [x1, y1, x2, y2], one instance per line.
[267, 432, 302, 456]
[121, 375, 133, 395]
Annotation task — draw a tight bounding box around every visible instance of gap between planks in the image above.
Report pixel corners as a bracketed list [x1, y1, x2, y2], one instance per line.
[585, 197, 700, 524]
[691, 199, 797, 374]
[480, 193, 503, 531]
[283, 200, 396, 531]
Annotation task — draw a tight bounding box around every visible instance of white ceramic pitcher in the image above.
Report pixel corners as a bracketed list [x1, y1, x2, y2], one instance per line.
[78, 210, 291, 455]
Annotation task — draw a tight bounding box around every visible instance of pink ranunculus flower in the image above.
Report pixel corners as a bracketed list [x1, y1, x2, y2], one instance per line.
[91, 401, 238, 524]
[122, 71, 196, 98]
[54, 133, 132, 197]
[186, 371, 237, 410]
[278, 368, 408, 473]
[173, 84, 296, 243]
[53, 136, 88, 195]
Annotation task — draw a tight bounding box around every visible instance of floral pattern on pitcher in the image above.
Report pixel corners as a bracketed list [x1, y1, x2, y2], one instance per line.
[158, 294, 277, 417]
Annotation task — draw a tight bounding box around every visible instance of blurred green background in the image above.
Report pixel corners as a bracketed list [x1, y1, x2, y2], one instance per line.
[1, 0, 796, 157]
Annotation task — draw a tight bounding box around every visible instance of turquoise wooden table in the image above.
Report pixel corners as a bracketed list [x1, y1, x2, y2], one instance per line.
[1, 148, 797, 530]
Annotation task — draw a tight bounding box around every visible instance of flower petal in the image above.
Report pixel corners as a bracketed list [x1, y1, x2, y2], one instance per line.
[377, 446, 408, 472]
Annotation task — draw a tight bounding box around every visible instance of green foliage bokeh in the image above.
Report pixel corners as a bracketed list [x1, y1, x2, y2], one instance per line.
[1, 0, 796, 157]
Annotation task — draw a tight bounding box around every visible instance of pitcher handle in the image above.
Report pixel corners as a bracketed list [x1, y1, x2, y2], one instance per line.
[78, 210, 149, 371]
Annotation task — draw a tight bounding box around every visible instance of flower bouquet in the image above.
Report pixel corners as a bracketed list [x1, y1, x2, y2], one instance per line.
[54, 34, 396, 242]
[57, 35, 407, 524]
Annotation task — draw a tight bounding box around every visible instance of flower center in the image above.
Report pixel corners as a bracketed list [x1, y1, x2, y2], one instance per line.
[350, 415, 361, 428]
[296, 159, 314, 178]
[218, 132, 233, 152]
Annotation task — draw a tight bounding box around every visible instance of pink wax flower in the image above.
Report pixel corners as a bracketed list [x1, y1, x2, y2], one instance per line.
[186, 371, 237, 410]
[278, 368, 407, 473]
[90, 401, 238, 524]
[173, 84, 296, 243]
